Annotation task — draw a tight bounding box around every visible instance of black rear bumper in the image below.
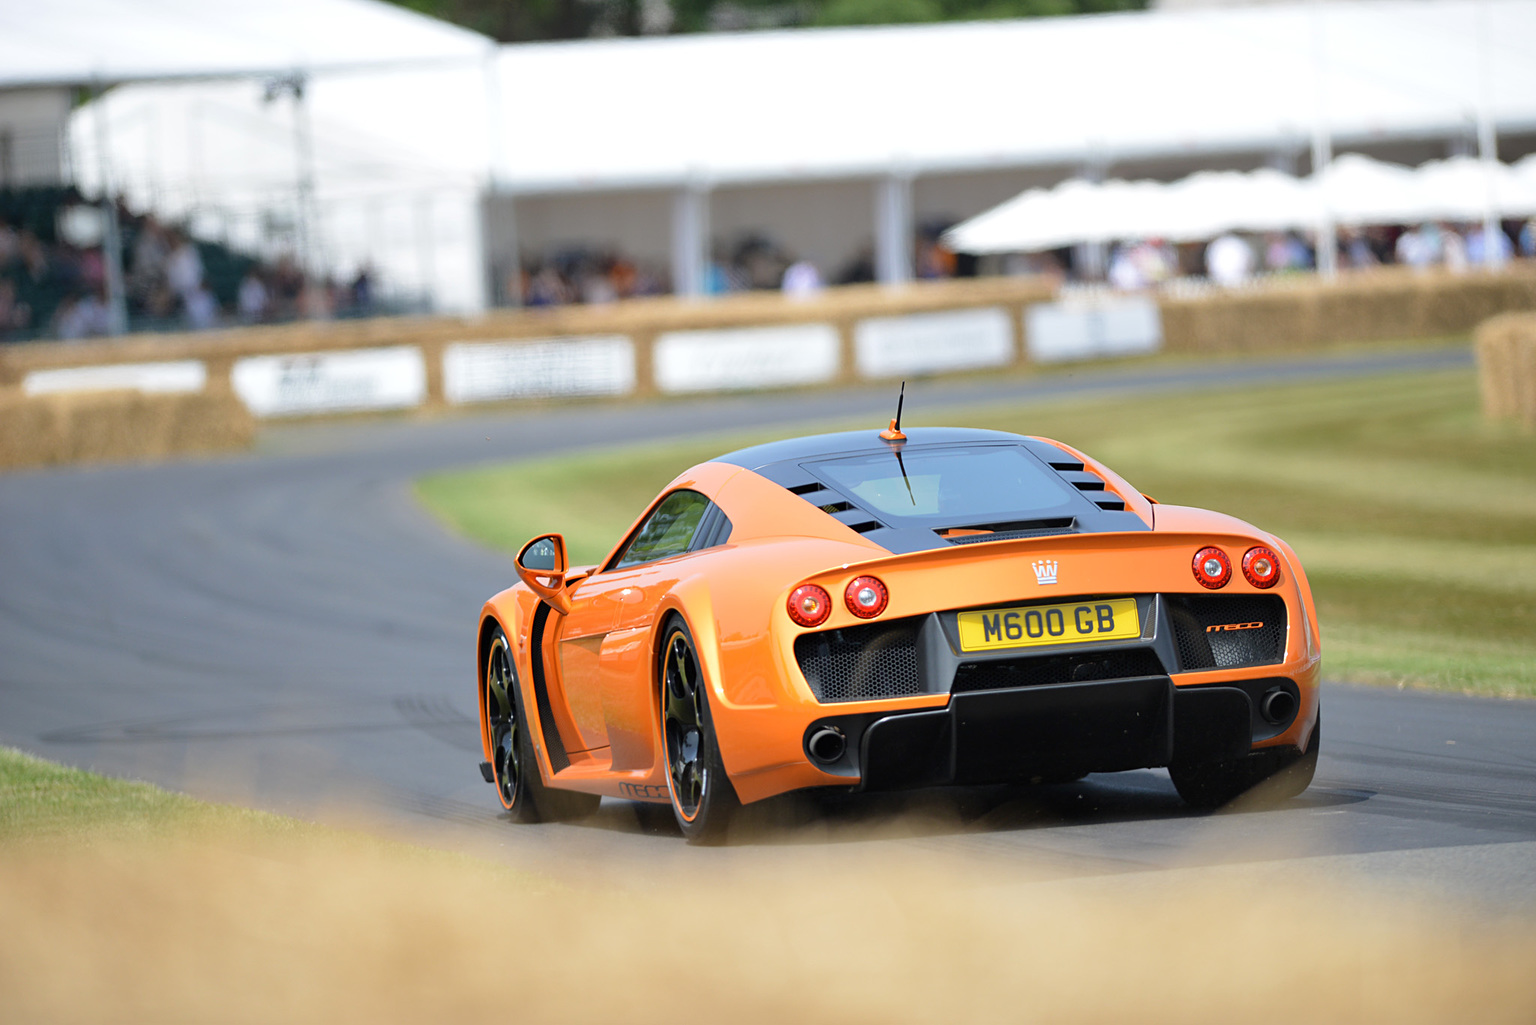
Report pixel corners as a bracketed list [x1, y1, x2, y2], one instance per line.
[804, 676, 1295, 791]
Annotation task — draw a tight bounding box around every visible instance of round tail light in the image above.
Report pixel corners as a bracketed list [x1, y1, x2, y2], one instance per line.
[1243, 546, 1281, 588]
[844, 575, 889, 618]
[787, 584, 832, 627]
[1192, 546, 1231, 589]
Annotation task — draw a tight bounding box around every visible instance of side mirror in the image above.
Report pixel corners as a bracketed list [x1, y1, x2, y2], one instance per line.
[515, 534, 572, 615]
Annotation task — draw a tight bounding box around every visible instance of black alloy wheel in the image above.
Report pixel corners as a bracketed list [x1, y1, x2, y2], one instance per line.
[660, 618, 738, 844]
[483, 625, 600, 823]
[485, 628, 538, 822]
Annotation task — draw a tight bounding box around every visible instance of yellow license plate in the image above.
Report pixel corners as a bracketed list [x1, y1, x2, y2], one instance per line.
[957, 598, 1140, 652]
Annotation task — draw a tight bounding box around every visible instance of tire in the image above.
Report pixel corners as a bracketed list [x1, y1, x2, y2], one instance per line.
[1171, 713, 1320, 810]
[484, 626, 599, 824]
[659, 617, 739, 845]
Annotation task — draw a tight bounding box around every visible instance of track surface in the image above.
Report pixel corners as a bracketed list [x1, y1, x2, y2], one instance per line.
[3, 347, 1534, 906]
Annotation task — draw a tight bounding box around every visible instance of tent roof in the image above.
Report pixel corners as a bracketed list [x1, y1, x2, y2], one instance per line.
[69, 0, 1536, 196]
[0, 0, 491, 90]
[942, 154, 1536, 253]
[488, 0, 1536, 192]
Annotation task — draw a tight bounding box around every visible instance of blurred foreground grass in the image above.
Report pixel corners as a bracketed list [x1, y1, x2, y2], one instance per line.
[4, 746, 1535, 1025]
[416, 363, 1536, 697]
[0, 743, 295, 843]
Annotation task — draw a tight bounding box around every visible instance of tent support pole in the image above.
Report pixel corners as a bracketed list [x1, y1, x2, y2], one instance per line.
[416, 193, 435, 312]
[482, 49, 513, 307]
[672, 181, 709, 298]
[1309, 0, 1338, 280]
[91, 80, 128, 336]
[1475, 0, 1504, 269]
[291, 74, 319, 296]
[875, 172, 912, 286]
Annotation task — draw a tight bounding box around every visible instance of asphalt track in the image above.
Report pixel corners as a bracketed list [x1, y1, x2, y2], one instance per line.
[3, 345, 1535, 907]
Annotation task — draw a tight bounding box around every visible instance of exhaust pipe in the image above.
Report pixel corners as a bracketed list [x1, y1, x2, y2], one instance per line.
[1260, 687, 1297, 725]
[807, 725, 847, 764]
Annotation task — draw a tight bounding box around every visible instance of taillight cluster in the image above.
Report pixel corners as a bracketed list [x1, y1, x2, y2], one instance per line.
[1242, 547, 1280, 588]
[787, 584, 832, 627]
[1192, 545, 1280, 589]
[845, 576, 888, 618]
[787, 574, 891, 627]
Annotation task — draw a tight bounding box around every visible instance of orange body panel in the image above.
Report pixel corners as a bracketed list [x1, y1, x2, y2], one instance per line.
[477, 442, 1322, 807]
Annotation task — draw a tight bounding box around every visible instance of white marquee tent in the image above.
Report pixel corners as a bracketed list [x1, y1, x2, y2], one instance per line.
[0, 0, 491, 87]
[29, 0, 1536, 310]
[944, 154, 1536, 254]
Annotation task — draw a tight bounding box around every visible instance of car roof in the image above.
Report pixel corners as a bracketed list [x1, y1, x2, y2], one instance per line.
[713, 427, 1150, 555]
[714, 427, 1027, 470]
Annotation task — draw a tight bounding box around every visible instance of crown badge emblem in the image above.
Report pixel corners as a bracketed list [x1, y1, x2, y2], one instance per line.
[1032, 560, 1059, 586]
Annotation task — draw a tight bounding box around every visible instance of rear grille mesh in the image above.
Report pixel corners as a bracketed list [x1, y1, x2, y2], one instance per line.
[1167, 594, 1286, 671]
[795, 618, 924, 703]
[952, 647, 1166, 693]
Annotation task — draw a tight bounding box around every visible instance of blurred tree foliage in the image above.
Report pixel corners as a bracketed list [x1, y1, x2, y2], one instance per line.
[385, 0, 1144, 41]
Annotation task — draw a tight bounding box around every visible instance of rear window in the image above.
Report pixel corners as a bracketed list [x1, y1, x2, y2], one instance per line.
[806, 445, 1079, 525]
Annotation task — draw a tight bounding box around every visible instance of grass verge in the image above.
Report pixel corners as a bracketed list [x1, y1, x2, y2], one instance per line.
[3, 748, 1536, 1024]
[416, 360, 1536, 698]
[0, 744, 296, 844]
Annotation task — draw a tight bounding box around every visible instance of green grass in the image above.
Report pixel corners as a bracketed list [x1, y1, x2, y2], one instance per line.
[0, 745, 555, 892]
[0, 745, 297, 844]
[415, 362, 1536, 698]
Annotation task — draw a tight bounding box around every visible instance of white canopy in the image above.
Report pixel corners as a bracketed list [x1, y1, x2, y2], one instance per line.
[944, 156, 1536, 254]
[483, 0, 1536, 193]
[1410, 155, 1536, 222]
[0, 0, 491, 89]
[1315, 154, 1428, 228]
[78, 0, 1534, 195]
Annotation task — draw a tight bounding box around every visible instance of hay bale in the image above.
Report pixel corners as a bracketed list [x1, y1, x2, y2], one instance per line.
[1475, 312, 1536, 429]
[1161, 264, 1536, 354]
[0, 390, 255, 471]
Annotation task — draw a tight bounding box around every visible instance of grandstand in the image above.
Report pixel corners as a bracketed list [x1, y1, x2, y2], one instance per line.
[0, 0, 491, 340]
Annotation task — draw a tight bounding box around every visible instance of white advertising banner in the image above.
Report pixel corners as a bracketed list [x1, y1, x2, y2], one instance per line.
[23, 360, 207, 396]
[231, 346, 426, 418]
[443, 336, 635, 404]
[1026, 297, 1163, 363]
[854, 307, 1014, 378]
[654, 324, 840, 393]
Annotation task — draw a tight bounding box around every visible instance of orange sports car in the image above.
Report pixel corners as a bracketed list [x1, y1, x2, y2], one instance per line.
[476, 421, 1321, 843]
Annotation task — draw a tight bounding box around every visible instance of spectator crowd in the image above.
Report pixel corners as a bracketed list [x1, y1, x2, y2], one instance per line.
[1104, 220, 1534, 292]
[509, 222, 966, 307]
[1, 186, 380, 344]
[505, 217, 1536, 311]
[8, 184, 1536, 338]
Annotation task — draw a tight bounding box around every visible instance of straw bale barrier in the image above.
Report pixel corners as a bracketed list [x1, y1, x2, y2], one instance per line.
[0, 277, 1057, 401]
[1159, 264, 1536, 353]
[3, 265, 1536, 470]
[1475, 312, 1536, 429]
[0, 390, 254, 471]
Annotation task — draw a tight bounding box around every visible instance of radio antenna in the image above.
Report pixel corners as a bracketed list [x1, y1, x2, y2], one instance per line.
[880, 381, 907, 444]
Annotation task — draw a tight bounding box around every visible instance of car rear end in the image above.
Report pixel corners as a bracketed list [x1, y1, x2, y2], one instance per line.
[706, 428, 1319, 805]
[719, 523, 1320, 804]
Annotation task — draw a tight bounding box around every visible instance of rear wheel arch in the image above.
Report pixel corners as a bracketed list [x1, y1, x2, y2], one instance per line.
[655, 611, 740, 843]
[653, 585, 725, 697]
